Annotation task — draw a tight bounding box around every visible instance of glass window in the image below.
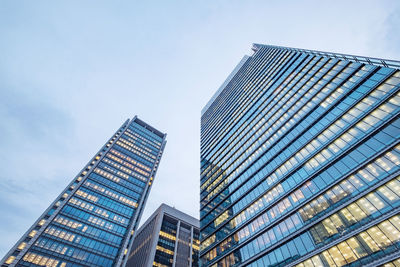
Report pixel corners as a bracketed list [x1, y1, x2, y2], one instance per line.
[301, 233, 316, 252]
[366, 227, 392, 249]
[303, 259, 314, 267]
[340, 179, 356, 195]
[358, 232, 380, 252]
[347, 203, 367, 222]
[358, 169, 375, 183]
[379, 220, 400, 243]
[287, 240, 299, 258]
[365, 192, 388, 211]
[328, 246, 347, 266]
[321, 251, 336, 266]
[337, 241, 358, 264]
[311, 255, 323, 267]
[339, 207, 357, 225]
[389, 215, 400, 231]
[294, 236, 307, 256]
[330, 214, 345, 233]
[348, 175, 365, 190]
[357, 198, 378, 216]
[346, 237, 368, 259]
[322, 218, 338, 236]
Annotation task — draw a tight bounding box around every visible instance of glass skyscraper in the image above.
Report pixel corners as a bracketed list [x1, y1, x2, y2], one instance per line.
[126, 204, 199, 267]
[1, 116, 166, 267]
[200, 44, 400, 267]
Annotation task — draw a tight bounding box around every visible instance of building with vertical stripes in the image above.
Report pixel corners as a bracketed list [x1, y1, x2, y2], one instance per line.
[126, 204, 199, 267]
[1, 116, 166, 267]
[200, 44, 400, 267]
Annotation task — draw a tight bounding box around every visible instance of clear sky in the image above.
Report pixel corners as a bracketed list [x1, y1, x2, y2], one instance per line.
[1, 0, 399, 258]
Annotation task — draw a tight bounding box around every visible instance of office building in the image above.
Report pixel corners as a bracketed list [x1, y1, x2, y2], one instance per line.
[1, 116, 166, 267]
[200, 44, 400, 266]
[126, 203, 199, 267]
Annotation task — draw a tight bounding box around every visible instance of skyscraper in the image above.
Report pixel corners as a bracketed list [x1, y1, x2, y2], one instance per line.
[200, 44, 400, 267]
[1, 116, 166, 267]
[126, 204, 200, 267]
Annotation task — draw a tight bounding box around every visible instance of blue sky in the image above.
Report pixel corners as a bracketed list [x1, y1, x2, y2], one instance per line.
[0, 0, 399, 258]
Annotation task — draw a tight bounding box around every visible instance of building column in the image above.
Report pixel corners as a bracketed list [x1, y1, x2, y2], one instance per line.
[189, 226, 194, 267]
[172, 220, 181, 267]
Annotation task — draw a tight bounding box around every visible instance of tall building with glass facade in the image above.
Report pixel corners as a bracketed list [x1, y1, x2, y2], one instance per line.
[1, 116, 166, 267]
[200, 44, 400, 267]
[126, 204, 200, 267]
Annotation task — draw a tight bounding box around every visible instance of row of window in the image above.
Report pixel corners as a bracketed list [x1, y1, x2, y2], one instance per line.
[202, 65, 392, 214]
[202, 138, 400, 259]
[68, 197, 129, 226]
[201, 50, 293, 194]
[209, 174, 400, 266]
[76, 186, 134, 217]
[103, 153, 149, 183]
[201, 49, 291, 191]
[201, 55, 333, 195]
[99, 161, 132, 180]
[219, 213, 400, 267]
[201, 50, 301, 189]
[129, 122, 163, 144]
[201, 54, 350, 187]
[21, 252, 66, 267]
[155, 223, 176, 267]
[61, 205, 126, 235]
[84, 179, 140, 208]
[98, 159, 148, 189]
[118, 137, 156, 162]
[201, 60, 354, 215]
[202, 56, 344, 196]
[200, 62, 377, 219]
[93, 167, 145, 195]
[124, 129, 161, 154]
[31, 237, 113, 266]
[43, 225, 119, 258]
[88, 173, 141, 199]
[201, 92, 400, 243]
[201, 47, 294, 154]
[202, 146, 400, 260]
[226, 86, 399, 218]
[121, 133, 159, 158]
[201, 67, 396, 225]
[53, 215, 123, 245]
[109, 147, 152, 175]
[201, 58, 347, 220]
[114, 143, 154, 168]
[84, 179, 138, 208]
[201, 47, 283, 146]
[292, 216, 400, 267]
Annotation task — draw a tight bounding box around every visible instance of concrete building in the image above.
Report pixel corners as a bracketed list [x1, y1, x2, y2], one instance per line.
[1, 116, 166, 267]
[127, 204, 199, 267]
[200, 44, 400, 266]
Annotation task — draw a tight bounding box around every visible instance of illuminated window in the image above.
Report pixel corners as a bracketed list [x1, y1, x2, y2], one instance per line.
[18, 242, 27, 250]
[28, 230, 37, 238]
[5, 256, 15, 264]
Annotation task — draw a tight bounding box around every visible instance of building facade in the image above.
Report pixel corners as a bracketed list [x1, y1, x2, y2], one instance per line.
[126, 204, 199, 267]
[1, 116, 166, 267]
[200, 44, 400, 267]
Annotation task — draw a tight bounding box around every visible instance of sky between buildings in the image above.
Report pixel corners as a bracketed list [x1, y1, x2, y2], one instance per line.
[0, 0, 399, 258]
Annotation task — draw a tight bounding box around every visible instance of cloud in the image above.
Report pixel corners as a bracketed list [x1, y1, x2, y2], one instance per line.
[384, 4, 400, 56]
[0, 82, 73, 146]
[0, 79, 77, 256]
